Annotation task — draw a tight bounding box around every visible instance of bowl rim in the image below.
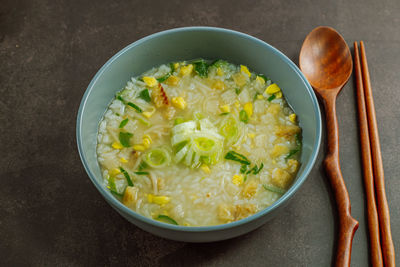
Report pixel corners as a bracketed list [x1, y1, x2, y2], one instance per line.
[76, 26, 322, 232]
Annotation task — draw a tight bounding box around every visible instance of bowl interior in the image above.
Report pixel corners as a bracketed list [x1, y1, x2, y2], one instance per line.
[77, 27, 321, 231]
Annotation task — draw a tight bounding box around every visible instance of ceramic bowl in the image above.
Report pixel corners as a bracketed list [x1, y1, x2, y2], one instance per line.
[76, 27, 321, 242]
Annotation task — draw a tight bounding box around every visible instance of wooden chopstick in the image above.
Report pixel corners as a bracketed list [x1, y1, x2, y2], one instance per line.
[353, 42, 383, 266]
[358, 41, 396, 267]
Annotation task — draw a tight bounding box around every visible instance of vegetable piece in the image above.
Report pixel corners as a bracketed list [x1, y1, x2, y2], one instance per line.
[239, 109, 249, 123]
[267, 95, 276, 102]
[265, 83, 281, 94]
[240, 65, 251, 77]
[180, 64, 193, 76]
[171, 97, 187, 109]
[210, 59, 228, 68]
[156, 215, 178, 225]
[219, 112, 230, 116]
[289, 113, 297, 123]
[220, 105, 230, 113]
[119, 118, 129, 128]
[138, 89, 151, 102]
[232, 174, 244, 186]
[142, 76, 158, 87]
[263, 184, 286, 195]
[138, 161, 148, 171]
[224, 151, 251, 165]
[148, 194, 170, 205]
[143, 147, 171, 168]
[174, 117, 185, 125]
[286, 133, 302, 159]
[219, 115, 239, 145]
[134, 171, 149, 175]
[157, 73, 171, 83]
[127, 102, 143, 113]
[119, 132, 133, 147]
[108, 176, 124, 197]
[243, 102, 253, 117]
[192, 59, 209, 77]
[253, 163, 264, 174]
[235, 88, 241, 95]
[170, 62, 176, 73]
[258, 74, 270, 83]
[119, 167, 133, 186]
[112, 142, 123, 149]
[240, 164, 248, 174]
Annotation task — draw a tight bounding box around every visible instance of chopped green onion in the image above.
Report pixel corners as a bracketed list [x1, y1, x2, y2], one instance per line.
[156, 215, 178, 225]
[244, 175, 248, 182]
[127, 102, 142, 113]
[240, 164, 248, 174]
[253, 163, 264, 174]
[115, 113, 120, 116]
[192, 59, 209, 77]
[138, 89, 151, 102]
[137, 116, 151, 126]
[170, 62, 175, 73]
[119, 167, 133, 186]
[143, 148, 171, 168]
[263, 184, 286, 194]
[219, 112, 230, 116]
[138, 161, 148, 171]
[119, 118, 129, 128]
[246, 165, 257, 174]
[267, 95, 276, 102]
[286, 133, 302, 159]
[134, 171, 149, 175]
[108, 176, 124, 197]
[224, 151, 251, 165]
[119, 132, 133, 147]
[239, 110, 249, 123]
[210, 59, 228, 68]
[174, 117, 185, 125]
[157, 73, 171, 83]
[235, 88, 241, 95]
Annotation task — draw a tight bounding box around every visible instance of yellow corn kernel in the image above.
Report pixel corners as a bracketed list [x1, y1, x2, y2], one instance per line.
[147, 194, 170, 205]
[248, 133, 255, 139]
[271, 144, 290, 157]
[243, 102, 253, 117]
[275, 91, 282, 99]
[265, 83, 281, 94]
[143, 106, 156, 118]
[234, 100, 240, 108]
[180, 64, 193, 76]
[232, 174, 244, 186]
[120, 157, 128, 163]
[173, 62, 180, 70]
[289, 113, 297, 123]
[216, 67, 224, 76]
[133, 144, 146, 151]
[142, 76, 158, 87]
[201, 164, 211, 174]
[220, 104, 230, 113]
[109, 168, 121, 176]
[232, 73, 247, 86]
[256, 76, 265, 85]
[212, 80, 225, 90]
[142, 135, 152, 148]
[171, 96, 187, 109]
[112, 142, 123, 149]
[166, 75, 180, 86]
[240, 65, 251, 77]
[257, 94, 264, 100]
[287, 159, 299, 174]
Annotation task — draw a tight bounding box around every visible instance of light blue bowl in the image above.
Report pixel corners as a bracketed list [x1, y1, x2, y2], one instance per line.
[76, 27, 321, 242]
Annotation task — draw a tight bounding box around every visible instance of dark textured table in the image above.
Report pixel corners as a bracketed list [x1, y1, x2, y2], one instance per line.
[1, 0, 399, 266]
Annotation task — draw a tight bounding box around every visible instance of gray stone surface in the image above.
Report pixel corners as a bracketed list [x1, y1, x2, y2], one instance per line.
[1, 0, 399, 266]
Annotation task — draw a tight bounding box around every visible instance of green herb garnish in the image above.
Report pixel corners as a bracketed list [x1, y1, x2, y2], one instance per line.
[253, 163, 264, 174]
[134, 171, 149, 175]
[119, 118, 129, 128]
[235, 88, 241, 95]
[138, 161, 148, 171]
[210, 59, 228, 68]
[127, 102, 143, 113]
[286, 133, 302, 159]
[115, 113, 120, 116]
[108, 176, 124, 197]
[263, 184, 286, 194]
[157, 73, 171, 83]
[138, 89, 151, 102]
[224, 151, 251, 165]
[119, 167, 133, 186]
[119, 132, 133, 147]
[174, 117, 185, 125]
[156, 215, 178, 225]
[258, 74, 270, 83]
[170, 62, 176, 73]
[239, 110, 249, 123]
[240, 164, 248, 174]
[193, 59, 209, 77]
[267, 95, 276, 102]
[219, 112, 230, 116]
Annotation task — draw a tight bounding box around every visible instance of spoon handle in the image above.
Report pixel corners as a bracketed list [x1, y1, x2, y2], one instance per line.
[321, 91, 359, 267]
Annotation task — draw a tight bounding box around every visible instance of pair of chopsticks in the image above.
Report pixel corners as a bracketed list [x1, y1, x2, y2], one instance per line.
[353, 42, 395, 267]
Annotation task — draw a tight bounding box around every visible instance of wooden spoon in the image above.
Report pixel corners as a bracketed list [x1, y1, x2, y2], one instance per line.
[299, 26, 359, 267]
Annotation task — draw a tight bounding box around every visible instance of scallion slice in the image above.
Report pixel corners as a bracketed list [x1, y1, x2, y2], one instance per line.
[119, 132, 133, 147]
[138, 89, 151, 102]
[156, 215, 178, 225]
[119, 167, 133, 186]
[263, 184, 286, 194]
[119, 118, 129, 128]
[224, 151, 251, 165]
[127, 102, 142, 113]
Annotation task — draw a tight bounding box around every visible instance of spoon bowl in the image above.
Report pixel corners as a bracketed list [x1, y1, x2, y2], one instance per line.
[300, 26, 353, 91]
